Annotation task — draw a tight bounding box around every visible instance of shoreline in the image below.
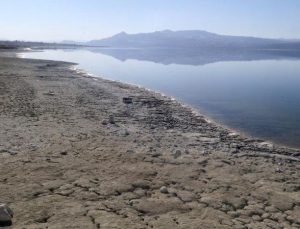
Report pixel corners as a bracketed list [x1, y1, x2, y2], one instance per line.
[72, 66, 254, 139]
[0, 52, 299, 228]
[69, 62, 298, 152]
[20, 50, 299, 151]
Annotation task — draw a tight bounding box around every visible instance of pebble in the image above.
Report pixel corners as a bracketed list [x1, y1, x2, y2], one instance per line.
[0, 203, 13, 222]
[123, 97, 133, 104]
[101, 120, 108, 125]
[275, 167, 283, 173]
[109, 115, 115, 124]
[160, 186, 169, 194]
[173, 150, 181, 159]
[227, 211, 240, 218]
[252, 215, 262, 221]
[122, 129, 130, 136]
[262, 213, 271, 219]
[265, 206, 279, 213]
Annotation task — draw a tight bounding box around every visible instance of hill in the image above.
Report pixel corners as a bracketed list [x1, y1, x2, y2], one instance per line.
[63, 30, 300, 49]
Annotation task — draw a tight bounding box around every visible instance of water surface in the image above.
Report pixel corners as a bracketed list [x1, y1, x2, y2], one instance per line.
[24, 48, 300, 148]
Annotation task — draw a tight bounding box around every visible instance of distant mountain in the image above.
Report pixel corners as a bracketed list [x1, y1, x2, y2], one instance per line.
[63, 30, 300, 49]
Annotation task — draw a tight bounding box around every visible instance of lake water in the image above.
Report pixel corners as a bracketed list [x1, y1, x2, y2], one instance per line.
[24, 48, 300, 148]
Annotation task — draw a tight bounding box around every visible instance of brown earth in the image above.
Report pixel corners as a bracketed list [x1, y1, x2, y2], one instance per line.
[0, 54, 299, 229]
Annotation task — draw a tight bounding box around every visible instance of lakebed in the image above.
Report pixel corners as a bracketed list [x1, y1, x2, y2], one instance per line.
[0, 50, 299, 228]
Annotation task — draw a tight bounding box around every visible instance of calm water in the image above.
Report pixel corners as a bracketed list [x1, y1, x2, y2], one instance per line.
[24, 48, 300, 148]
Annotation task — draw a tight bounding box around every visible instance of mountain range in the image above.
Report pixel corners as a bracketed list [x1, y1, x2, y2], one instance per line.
[62, 30, 300, 49]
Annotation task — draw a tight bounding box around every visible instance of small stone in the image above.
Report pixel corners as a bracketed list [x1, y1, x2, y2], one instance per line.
[160, 186, 169, 194]
[224, 197, 247, 210]
[221, 204, 232, 212]
[252, 215, 262, 221]
[109, 115, 115, 124]
[0, 204, 13, 223]
[269, 194, 295, 211]
[265, 206, 279, 213]
[221, 219, 234, 226]
[173, 150, 181, 159]
[271, 212, 286, 223]
[60, 151, 68, 155]
[126, 149, 135, 154]
[262, 213, 271, 219]
[150, 152, 162, 158]
[264, 219, 281, 229]
[275, 167, 283, 173]
[227, 211, 240, 218]
[44, 90, 55, 96]
[123, 97, 133, 104]
[123, 129, 130, 136]
[236, 217, 250, 224]
[132, 180, 150, 190]
[134, 188, 146, 197]
[197, 158, 209, 165]
[101, 120, 108, 125]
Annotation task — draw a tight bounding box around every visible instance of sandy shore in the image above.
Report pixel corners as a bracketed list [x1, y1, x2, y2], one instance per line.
[0, 52, 299, 228]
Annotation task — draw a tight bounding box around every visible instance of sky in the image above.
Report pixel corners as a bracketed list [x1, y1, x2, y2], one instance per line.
[0, 0, 300, 41]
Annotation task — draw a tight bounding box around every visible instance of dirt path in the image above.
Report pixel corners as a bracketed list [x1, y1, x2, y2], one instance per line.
[0, 56, 299, 228]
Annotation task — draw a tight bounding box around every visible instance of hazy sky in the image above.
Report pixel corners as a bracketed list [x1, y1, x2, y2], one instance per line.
[1, 0, 300, 41]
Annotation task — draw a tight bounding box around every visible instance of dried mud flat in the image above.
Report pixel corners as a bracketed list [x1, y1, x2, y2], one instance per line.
[0, 55, 299, 229]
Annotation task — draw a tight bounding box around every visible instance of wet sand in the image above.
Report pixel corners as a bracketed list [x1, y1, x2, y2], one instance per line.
[0, 53, 299, 228]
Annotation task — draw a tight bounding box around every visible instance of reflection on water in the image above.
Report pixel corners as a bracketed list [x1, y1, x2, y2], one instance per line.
[24, 48, 300, 148]
[87, 47, 300, 66]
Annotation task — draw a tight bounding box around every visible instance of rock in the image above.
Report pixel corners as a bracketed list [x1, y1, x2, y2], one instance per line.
[109, 115, 115, 124]
[235, 217, 250, 224]
[197, 158, 209, 166]
[132, 180, 150, 190]
[221, 219, 234, 226]
[134, 188, 146, 197]
[275, 167, 283, 173]
[227, 211, 240, 218]
[269, 194, 294, 211]
[160, 186, 169, 194]
[262, 213, 271, 219]
[252, 215, 262, 221]
[126, 149, 135, 154]
[286, 206, 300, 224]
[243, 204, 265, 215]
[123, 129, 130, 136]
[173, 150, 181, 159]
[199, 196, 222, 209]
[60, 151, 68, 155]
[0, 204, 13, 223]
[176, 190, 196, 202]
[263, 219, 282, 229]
[223, 196, 247, 210]
[44, 90, 55, 96]
[131, 198, 187, 215]
[270, 212, 286, 223]
[150, 152, 162, 158]
[123, 97, 133, 104]
[198, 137, 220, 144]
[265, 205, 279, 213]
[221, 204, 232, 212]
[101, 120, 108, 125]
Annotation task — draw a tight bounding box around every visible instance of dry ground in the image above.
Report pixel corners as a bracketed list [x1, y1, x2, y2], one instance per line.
[0, 56, 299, 228]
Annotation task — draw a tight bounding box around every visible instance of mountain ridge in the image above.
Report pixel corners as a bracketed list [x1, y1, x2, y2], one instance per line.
[62, 30, 300, 49]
